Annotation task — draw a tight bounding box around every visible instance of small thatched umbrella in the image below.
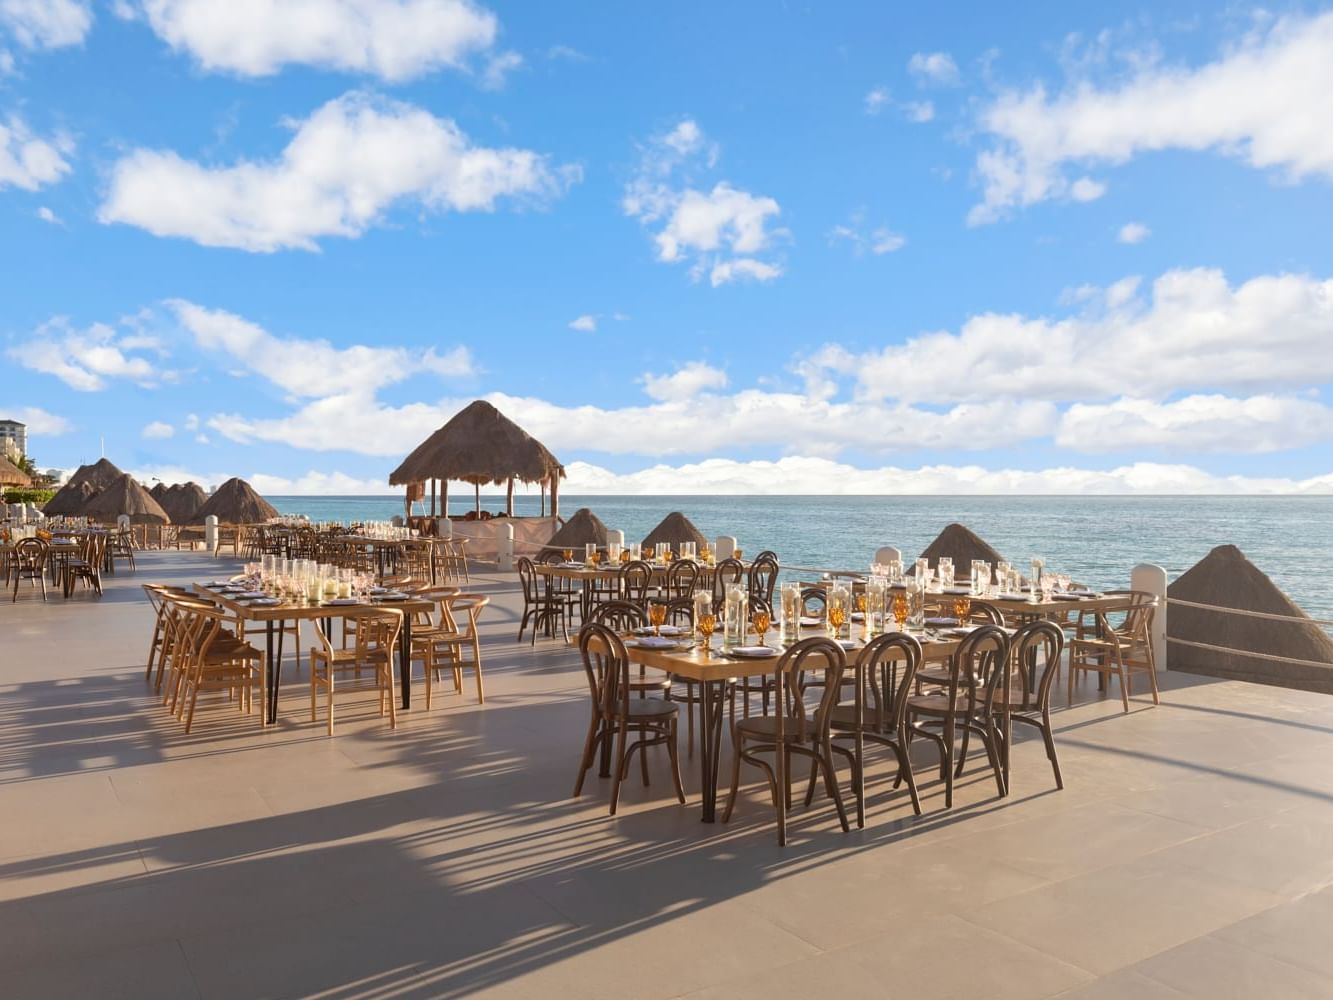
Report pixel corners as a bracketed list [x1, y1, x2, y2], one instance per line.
[43, 479, 98, 516]
[389, 399, 566, 518]
[642, 512, 708, 550]
[148, 482, 170, 502]
[545, 508, 609, 554]
[161, 482, 208, 524]
[914, 523, 1006, 576]
[0, 455, 31, 487]
[190, 477, 279, 525]
[80, 473, 170, 525]
[1168, 544, 1333, 691]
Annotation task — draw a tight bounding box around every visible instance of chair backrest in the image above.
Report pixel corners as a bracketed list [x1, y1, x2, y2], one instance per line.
[711, 557, 745, 607]
[1009, 619, 1064, 708]
[748, 552, 780, 606]
[774, 636, 846, 744]
[578, 622, 631, 717]
[969, 600, 1004, 626]
[516, 556, 540, 603]
[589, 600, 648, 631]
[665, 559, 700, 599]
[856, 631, 923, 733]
[946, 624, 1011, 716]
[664, 597, 695, 628]
[619, 560, 653, 606]
[15, 537, 48, 569]
[799, 587, 827, 618]
[1103, 590, 1157, 641]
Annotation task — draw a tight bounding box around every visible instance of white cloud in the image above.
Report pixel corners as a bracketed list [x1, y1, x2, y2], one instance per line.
[971, 12, 1333, 223]
[36, 205, 60, 224]
[828, 213, 906, 256]
[100, 91, 577, 252]
[807, 268, 1333, 405]
[480, 49, 521, 89]
[864, 86, 890, 115]
[547, 44, 586, 62]
[0, 113, 73, 191]
[1068, 177, 1105, 202]
[169, 299, 475, 397]
[1057, 394, 1333, 453]
[142, 420, 175, 439]
[11, 316, 171, 391]
[1, 0, 92, 49]
[903, 100, 935, 123]
[127, 0, 499, 82]
[908, 51, 960, 86]
[8, 406, 71, 436]
[562, 457, 1333, 496]
[640, 362, 727, 402]
[568, 314, 597, 332]
[623, 118, 785, 286]
[1118, 221, 1150, 244]
[183, 413, 199, 431]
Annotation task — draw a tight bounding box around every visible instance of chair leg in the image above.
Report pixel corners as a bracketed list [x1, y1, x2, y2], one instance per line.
[721, 739, 745, 822]
[1040, 711, 1064, 790]
[894, 740, 923, 815]
[819, 748, 850, 832]
[667, 720, 686, 804]
[609, 720, 628, 815]
[472, 636, 485, 704]
[573, 715, 601, 797]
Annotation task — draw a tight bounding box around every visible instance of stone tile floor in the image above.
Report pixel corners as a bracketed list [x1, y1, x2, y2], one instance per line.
[3, 550, 1333, 998]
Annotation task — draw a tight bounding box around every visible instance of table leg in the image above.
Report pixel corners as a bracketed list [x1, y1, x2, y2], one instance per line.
[264, 621, 276, 725]
[400, 613, 412, 710]
[774, 670, 787, 845]
[854, 660, 865, 828]
[698, 679, 728, 822]
[1001, 658, 1012, 795]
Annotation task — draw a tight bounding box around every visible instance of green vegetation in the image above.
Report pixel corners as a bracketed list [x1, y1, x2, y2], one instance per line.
[3, 487, 56, 506]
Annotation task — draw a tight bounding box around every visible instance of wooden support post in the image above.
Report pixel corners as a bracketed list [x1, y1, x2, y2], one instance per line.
[474, 482, 480, 516]
[551, 474, 560, 520]
[430, 478, 436, 518]
[442, 479, 448, 518]
[506, 477, 514, 516]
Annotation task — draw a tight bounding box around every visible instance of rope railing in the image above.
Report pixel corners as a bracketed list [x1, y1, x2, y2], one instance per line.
[1166, 596, 1333, 629]
[1167, 636, 1333, 671]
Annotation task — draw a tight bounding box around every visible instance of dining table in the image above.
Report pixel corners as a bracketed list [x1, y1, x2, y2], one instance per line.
[191, 582, 436, 724]
[536, 559, 752, 618]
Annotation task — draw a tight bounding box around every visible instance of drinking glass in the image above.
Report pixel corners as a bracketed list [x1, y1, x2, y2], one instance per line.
[585, 543, 597, 564]
[648, 601, 667, 637]
[697, 612, 716, 656]
[938, 557, 954, 589]
[752, 609, 770, 647]
[952, 595, 972, 624]
[779, 582, 801, 644]
[892, 593, 909, 630]
[629, 542, 641, 560]
[608, 542, 622, 563]
[562, 548, 573, 563]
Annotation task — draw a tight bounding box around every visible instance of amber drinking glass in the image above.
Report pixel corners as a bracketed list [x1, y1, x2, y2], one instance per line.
[649, 601, 667, 637]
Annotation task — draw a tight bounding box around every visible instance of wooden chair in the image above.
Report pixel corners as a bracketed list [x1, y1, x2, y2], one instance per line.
[417, 594, 489, 706]
[710, 557, 745, 611]
[823, 632, 925, 816]
[108, 527, 136, 572]
[747, 551, 780, 609]
[516, 556, 575, 643]
[173, 601, 263, 733]
[10, 538, 48, 602]
[906, 625, 1010, 809]
[1068, 591, 1159, 712]
[572, 622, 686, 815]
[63, 532, 107, 598]
[309, 609, 403, 734]
[618, 560, 653, 610]
[664, 559, 700, 600]
[723, 636, 850, 845]
[994, 620, 1066, 789]
[916, 601, 1005, 687]
[142, 584, 193, 686]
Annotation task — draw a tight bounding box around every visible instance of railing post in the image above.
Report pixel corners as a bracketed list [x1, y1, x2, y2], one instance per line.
[716, 535, 738, 560]
[874, 546, 902, 565]
[437, 517, 452, 539]
[205, 515, 219, 555]
[499, 523, 515, 572]
[1132, 563, 1168, 672]
[607, 529, 624, 548]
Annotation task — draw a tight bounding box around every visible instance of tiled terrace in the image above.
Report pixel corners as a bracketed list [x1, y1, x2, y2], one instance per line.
[5, 551, 1333, 999]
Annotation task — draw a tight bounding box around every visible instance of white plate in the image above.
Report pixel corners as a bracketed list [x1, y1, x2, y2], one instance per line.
[850, 612, 866, 622]
[375, 592, 409, 601]
[729, 645, 778, 658]
[942, 586, 972, 595]
[799, 616, 823, 627]
[247, 598, 280, 606]
[630, 636, 687, 650]
[949, 625, 981, 636]
[997, 593, 1027, 601]
[634, 625, 687, 637]
[834, 639, 860, 651]
[235, 591, 266, 600]
[925, 617, 959, 627]
[323, 598, 361, 606]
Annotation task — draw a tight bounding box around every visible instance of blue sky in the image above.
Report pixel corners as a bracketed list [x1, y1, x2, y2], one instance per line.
[3, 1, 1333, 494]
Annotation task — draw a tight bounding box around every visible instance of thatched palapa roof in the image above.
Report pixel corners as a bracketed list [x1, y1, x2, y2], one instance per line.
[914, 523, 1006, 575]
[190, 477, 278, 525]
[161, 482, 209, 524]
[148, 482, 169, 502]
[0, 455, 31, 487]
[389, 400, 565, 488]
[546, 508, 608, 551]
[1168, 544, 1333, 692]
[642, 512, 708, 550]
[42, 458, 126, 515]
[81, 474, 170, 525]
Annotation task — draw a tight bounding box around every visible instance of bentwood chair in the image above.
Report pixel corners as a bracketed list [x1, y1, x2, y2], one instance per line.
[822, 632, 925, 816]
[723, 636, 850, 845]
[108, 527, 136, 573]
[10, 538, 48, 602]
[63, 532, 107, 598]
[1068, 591, 1160, 712]
[747, 551, 780, 609]
[664, 559, 700, 600]
[993, 620, 1066, 789]
[710, 557, 745, 611]
[619, 560, 654, 610]
[573, 622, 686, 815]
[517, 556, 573, 643]
[309, 609, 403, 734]
[916, 601, 1005, 687]
[906, 625, 1010, 809]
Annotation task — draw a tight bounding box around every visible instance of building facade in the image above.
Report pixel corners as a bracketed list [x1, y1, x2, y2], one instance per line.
[0, 419, 26, 460]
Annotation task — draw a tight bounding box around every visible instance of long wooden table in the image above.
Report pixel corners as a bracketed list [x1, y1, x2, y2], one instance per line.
[192, 583, 434, 723]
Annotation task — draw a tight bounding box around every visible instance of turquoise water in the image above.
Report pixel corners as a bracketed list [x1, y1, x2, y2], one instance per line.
[269, 495, 1333, 622]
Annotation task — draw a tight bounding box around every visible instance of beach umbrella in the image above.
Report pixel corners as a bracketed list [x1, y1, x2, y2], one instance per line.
[148, 482, 170, 502]
[0, 454, 31, 487]
[641, 512, 708, 550]
[914, 523, 1006, 574]
[389, 399, 566, 517]
[80, 473, 170, 525]
[161, 482, 208, 523]
[42, 457, 126, 515]
[190, 477, 279, 525]
[1168, 544, 1333, 687]
[545, 508, 609, 553]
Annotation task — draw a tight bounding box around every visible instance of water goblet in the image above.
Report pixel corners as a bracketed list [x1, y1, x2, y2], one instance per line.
[752, 609, 770, 646]
[697, 612, 717, 656]
[892, 593, 909, 630]
[648, 601, 667, 637]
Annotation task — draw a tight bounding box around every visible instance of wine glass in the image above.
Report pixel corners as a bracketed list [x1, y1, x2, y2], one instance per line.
[698, 612, 716, 656]
[649, 601, 667, 637]
[752, 609, 770, 647]
[562, 548, 573, 563]
[892, 593, 909, 630]
[828, 604, 847, 639]
[952, 595, 972, 625]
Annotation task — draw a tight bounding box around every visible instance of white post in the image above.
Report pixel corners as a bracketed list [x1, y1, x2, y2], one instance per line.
[1132, 563, 1168, 672]
[874, 545, 902, 565]
[607, 529, 624, 548]
[117, 514, 130, 531]
[499, 522, 515, 572]
[715, 535, 738, 560]
[436, 517, 452, 539]
[205, 515, 219, 555]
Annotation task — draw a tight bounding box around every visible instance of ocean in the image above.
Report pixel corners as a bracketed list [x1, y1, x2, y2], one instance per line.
[267, 495, 1333, 622]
